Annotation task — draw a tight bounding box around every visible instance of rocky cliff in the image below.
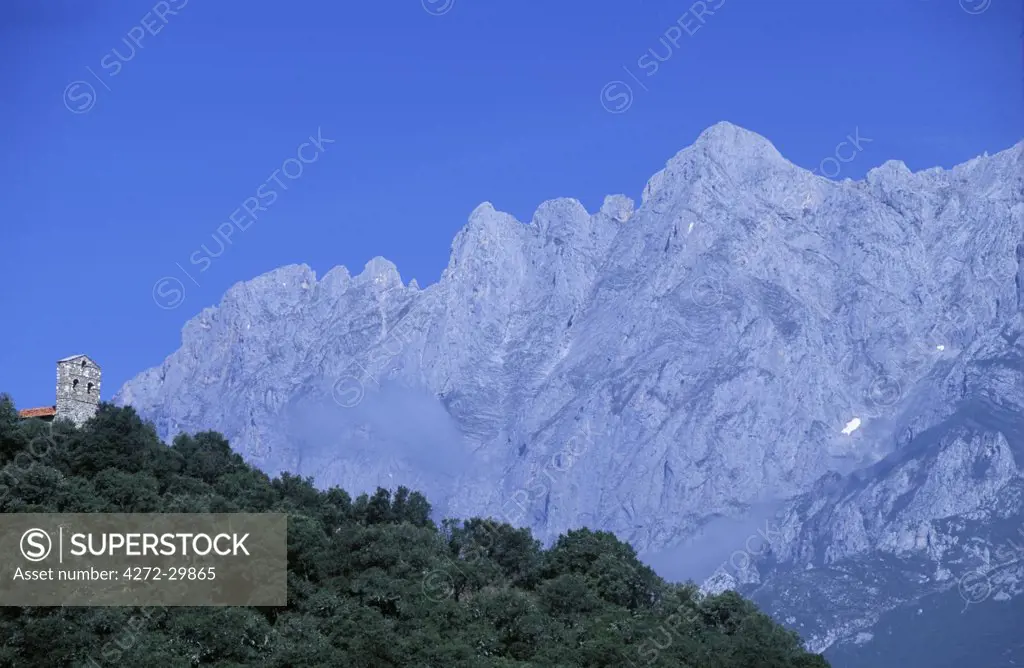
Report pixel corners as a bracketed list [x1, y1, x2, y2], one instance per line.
[705, 313, 1024, 659]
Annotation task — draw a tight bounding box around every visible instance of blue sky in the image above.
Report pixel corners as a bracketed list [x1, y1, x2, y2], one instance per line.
[1, 0, 1020, 408]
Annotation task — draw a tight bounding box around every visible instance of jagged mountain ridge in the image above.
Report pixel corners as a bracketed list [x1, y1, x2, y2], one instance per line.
[117, 122, 1024, 562]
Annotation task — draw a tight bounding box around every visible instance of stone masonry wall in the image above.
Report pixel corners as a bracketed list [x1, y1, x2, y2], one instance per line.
[56, 356, 101, 427]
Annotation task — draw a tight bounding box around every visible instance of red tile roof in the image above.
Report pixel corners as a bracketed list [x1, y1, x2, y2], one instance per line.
[18, 406, 56, 419]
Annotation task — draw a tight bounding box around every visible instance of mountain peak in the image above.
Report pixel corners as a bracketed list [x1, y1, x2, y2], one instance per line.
[690, 121, 784, 161]
[642, 122, 787, 206]
[445, 201, 522, 274]
[356, 256, 403, 290]
[469, 201, 498, 221]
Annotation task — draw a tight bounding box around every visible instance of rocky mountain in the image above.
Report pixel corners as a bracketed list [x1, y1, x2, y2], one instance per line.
[117, 122, 1024, 661]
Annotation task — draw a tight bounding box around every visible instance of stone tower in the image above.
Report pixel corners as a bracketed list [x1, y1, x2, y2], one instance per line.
[55, 355, 101, 426]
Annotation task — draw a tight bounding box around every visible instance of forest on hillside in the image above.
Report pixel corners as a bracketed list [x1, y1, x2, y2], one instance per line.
[0, 396, 829, 667]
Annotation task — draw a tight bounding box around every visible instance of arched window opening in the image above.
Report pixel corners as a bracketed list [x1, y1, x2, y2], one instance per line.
[72, 379, 79, 389]
[87, 383, 94, 394]
[81, 360, 87, 368]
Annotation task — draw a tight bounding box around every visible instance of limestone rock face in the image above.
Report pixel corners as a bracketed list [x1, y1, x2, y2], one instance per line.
[117, 123, 1024, 657]
[723, 313, 1024, 658]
